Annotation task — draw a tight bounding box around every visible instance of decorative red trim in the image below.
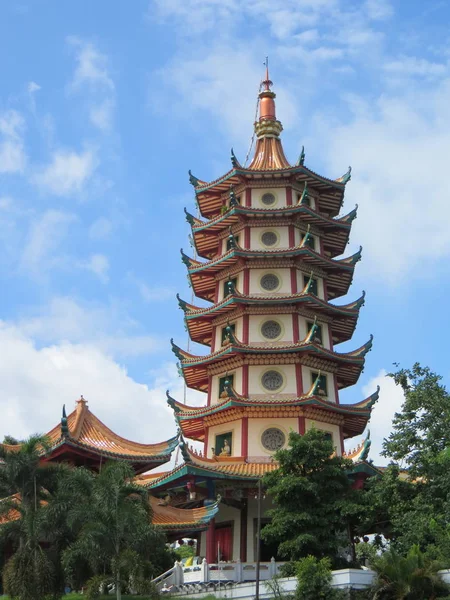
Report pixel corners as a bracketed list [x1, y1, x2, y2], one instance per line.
[295, 363, 303, 396]
[241, 417, 249, 457]
[214, 282, 219, 303]
[242, 314, 249, 344]
[245, 188, 251, 207]
[298, 416, 306, 435]
[334, 373, 340, 405]
[243, 269, 250, 295]
[322, 278, 328, 302]
[292, 314, 300, 343]
[290, 267, 298, 294]
[204, 427, 209, 458]
[207, 376, 212, 406]
[206, 519, 216, 563]
[288, 225, 295, 247]
[244, 226, 250, 249]
[242, 364, 249, 396]
[286, 187, 293, 206]
[240, 499, 248, 561]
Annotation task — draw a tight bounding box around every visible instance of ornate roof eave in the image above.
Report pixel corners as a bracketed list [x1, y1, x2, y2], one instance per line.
[185, 244, 360, 277]
[343, 429, 372, 463]
[150, 495, 220, 532]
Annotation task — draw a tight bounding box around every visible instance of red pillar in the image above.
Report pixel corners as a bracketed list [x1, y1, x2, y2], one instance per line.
[242, 314, 250, 344]
[244, 226, 250, 249]
[241, 417, 249, 457]
[206, 519, 216, 564]
[288, 224, 295, 247]
[298, 416, 306, 435]
[295, 363, 303, 396]
[242, 364, 249, 396]
[292, 313, 300, 343]
[290, 267, 298, 294]
[243, 269, 250, 295]
[245, 188, 251, 207]
[286, 186, 293, 206]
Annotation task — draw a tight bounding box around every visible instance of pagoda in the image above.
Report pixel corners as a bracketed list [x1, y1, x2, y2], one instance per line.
[147, 66, 379, 564]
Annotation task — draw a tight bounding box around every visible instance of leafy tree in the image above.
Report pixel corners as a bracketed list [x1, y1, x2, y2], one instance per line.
[0, 434, 65, 600]
[294, 555, 345, 600]
[261, 428, 359, 561]
[63, 460, 170, 600]
[369, 545, 449, 599]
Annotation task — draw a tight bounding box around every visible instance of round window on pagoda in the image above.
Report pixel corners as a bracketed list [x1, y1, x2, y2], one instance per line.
[261, 230, 279, 247]
[261, 370, 284, 392]
[261, 427, 286, 451]
[261, 319, 282, 340]
[261, 192, 276, 207]
[260, 273, 281, 292]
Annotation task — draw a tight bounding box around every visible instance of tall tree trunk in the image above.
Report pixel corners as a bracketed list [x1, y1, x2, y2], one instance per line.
[116, 570, 121, 600]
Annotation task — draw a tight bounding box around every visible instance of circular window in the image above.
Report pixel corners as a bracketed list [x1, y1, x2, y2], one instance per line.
[260, 273, 280, 291]
[261, 370, 284, 391]
[261, 428, 286, 451]
[261, 231, 278, 247]
[261, 192, 276, 206]
[261, 320, 282, 340]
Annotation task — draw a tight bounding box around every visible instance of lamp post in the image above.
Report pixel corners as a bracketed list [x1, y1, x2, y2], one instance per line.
[255, 479, 262, 600]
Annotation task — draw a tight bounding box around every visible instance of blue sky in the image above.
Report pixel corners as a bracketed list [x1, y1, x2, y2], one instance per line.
[1, 0, 449, 464]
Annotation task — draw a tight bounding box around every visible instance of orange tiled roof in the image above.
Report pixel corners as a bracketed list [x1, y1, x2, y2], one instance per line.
[150, 495, 219, 530]
[247, 137, 291, 170]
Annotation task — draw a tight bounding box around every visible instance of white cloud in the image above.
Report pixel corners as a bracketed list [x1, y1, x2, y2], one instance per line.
[316, 77, 450, 281]
[20, 210, 76, 275]
[89, 216, 113, 240]
[16, 296, 162, 360]
[0, 321, 190, 446]
[33, 148, 97, 197]
[129, 275, 174, 303]
[28, 81, 41, 94]
[67, 36, 114, 91]
[89, 98, 114, 131]
[345, 370, 405, 466]
[384, 56, 448, 78]
[82, 253, 110, 283]
[0, 110, 26, 174]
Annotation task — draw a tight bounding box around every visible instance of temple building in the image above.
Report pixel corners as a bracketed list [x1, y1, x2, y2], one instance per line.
[145, 67, 379, 563]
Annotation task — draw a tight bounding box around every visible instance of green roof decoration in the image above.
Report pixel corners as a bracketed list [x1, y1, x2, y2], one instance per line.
[188, 170, 201, 187]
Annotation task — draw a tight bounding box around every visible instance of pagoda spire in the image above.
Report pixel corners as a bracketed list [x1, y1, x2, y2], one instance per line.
[247, 60, 290, 170]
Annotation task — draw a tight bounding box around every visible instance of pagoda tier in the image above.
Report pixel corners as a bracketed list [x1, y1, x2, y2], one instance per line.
[0, 492, 219, 538]
[167, 386, 379, 441]
[182, 242, 361, 301]
[189, 164, 351, 220]
[171, 333, 373, 392]
[0, 398, 179, 474]
[187, 202, 358, 260]
[178, 289, 365, 346]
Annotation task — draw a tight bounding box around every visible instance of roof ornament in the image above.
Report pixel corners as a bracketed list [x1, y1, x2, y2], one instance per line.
[307, 370, 322, 397]
[227, 227, 237, 250]
[305, 316, 319, 344]
[171, 339, 184, 361]
[300, 224, 312, 248]
[188, 170, 200, 187]
[179, 435, 192, 463]
[299, 182, 309, 205]
[302, 271, 316, 295]
[61, 404, 69, 437]
[184, 207, 196, 226]
[355, 290, 366, 310]
[225, 277, 236, 297]
[351, 246, 363, 264]
[224, 379, 238, 399]
[180, 248, 191, 268]
[176, 293, 188, 313]
[338, 166, 352, 184]
[166, 390, 181, 414]
[297, 145, 306, 166]
[229, 186, 240, 207]
[230, 148, 241, 169]
[223, 323, 238, 346]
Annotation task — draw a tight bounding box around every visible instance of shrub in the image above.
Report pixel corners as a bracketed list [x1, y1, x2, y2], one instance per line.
[294, 555, 346, 600]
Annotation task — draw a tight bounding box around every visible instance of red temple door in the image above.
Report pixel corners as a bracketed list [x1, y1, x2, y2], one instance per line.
[215, 525, 232, 561]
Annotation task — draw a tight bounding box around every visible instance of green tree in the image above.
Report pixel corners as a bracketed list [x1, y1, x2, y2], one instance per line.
[0, 434, 65, 600]
[370, 545, 449, 599]
[261, 428, 359, 561]
[63, 460, 169, 600]
[294, 555, 345, 600]
[364, 364, 450, 558]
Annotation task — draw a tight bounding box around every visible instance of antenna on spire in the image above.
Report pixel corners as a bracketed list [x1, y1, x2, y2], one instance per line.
[262, 56, 272, 91]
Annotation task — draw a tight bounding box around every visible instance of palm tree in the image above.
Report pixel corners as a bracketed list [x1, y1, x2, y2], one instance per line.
[0, 434, 64, 600]
[370, 544, 449, 599]
[63, 460, 163, 600]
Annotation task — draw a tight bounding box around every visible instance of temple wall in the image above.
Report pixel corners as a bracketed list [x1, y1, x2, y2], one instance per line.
[301, 365, 336, 402]
[249, 268, 291, 295]
[247, 417, 298, 457]
[210, 368, 243, 404]
[248, 364, 297, 396]
[215, 502, 242, 560]
[206, 418, 242, 458]
[249, 226, 289, 250]
[249, 187, 287, 210]
[248, 314, 293, 343]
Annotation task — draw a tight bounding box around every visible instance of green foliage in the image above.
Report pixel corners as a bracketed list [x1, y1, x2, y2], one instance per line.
[369, 544, 449, 599]
[262, 428, 360, 561]
[294, 556, 345, 600]
[175, 543, 195, 561]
